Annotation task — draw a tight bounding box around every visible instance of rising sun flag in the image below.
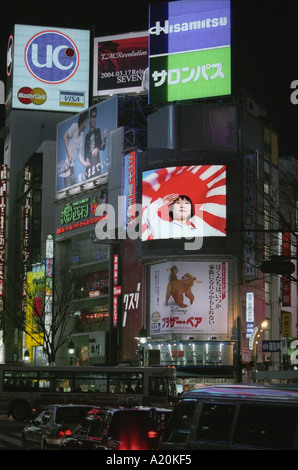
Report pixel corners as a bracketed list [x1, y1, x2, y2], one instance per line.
[142, 165, 226, 240]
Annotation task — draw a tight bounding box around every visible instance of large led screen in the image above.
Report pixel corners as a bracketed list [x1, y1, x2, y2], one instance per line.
[10, 25, 90, 111]
[93, 32, 148, 97]
[149, 0, 231, 104]
[150, 260, 228, 335]
[56, 97, 118, 192]
[142, 165, 226, 241]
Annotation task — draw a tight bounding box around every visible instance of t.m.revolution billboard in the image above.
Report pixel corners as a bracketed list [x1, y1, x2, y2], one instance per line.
[7, 25, 90, 112]
[149, 0, 231, 104]
[93, 32, 148, 97]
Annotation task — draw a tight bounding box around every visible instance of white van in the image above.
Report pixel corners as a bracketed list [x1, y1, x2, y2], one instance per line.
[159, 384, 298, 450]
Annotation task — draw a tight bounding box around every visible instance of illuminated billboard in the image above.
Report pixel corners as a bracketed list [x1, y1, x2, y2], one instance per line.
[93, 32, 148, 97]
[149, 0, 231, 104]
[150, 260, 228, 335]
[122, 151, 137, 229]
[9, 25, 90, 111]
[142, 165, 226, 240]
[56, 97, 118, 193]
[25, 269, 45, 349]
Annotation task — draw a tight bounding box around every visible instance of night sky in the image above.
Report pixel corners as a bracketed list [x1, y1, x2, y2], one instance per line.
[0, 0, 297, 158]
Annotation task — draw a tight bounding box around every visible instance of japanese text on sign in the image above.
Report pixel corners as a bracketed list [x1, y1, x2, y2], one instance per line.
[152, 63, 224, 87]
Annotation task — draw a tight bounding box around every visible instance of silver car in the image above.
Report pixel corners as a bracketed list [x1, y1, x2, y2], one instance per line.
[22, 404, 98, 450]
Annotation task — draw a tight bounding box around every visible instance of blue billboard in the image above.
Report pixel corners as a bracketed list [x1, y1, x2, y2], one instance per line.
[149, 0, 231, 104]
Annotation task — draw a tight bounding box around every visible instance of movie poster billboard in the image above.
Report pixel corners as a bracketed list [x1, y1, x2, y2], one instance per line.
[150, 261, 228, 335]
[93, 32, 148, 97]
[149, 0, 231, 104]
[9, 25, 90, 111]
[142, 165, 226, 240]
[56, 96, 118, 192]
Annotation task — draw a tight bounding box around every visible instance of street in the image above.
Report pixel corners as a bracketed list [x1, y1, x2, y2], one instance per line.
[0, 415, 23, 450]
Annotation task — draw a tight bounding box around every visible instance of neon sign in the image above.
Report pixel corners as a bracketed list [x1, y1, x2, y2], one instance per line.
[57, 191, 107, 234]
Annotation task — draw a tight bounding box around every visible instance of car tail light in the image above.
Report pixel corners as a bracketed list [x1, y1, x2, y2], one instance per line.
[147, 431, 158, 439]
[57, 429, 72, 438]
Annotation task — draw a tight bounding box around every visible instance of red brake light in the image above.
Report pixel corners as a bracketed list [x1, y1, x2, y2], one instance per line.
[58, 429, 72, 438]
[147, 431, 158, 439]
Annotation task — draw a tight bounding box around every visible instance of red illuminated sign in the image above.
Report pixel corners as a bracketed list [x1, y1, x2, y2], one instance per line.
[112, 254, 121, 327]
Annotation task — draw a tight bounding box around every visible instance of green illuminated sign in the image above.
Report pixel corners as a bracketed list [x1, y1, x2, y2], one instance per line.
[61, 198, 90, 225]
[60, 190, 107, 226]
[150, 47, 231, 104]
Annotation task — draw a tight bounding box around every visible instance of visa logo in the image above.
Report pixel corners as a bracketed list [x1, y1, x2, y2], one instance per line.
[60, 91, 85, 107]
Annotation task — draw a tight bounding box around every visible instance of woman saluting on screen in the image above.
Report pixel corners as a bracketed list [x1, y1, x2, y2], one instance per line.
[142, 193, 203, 240]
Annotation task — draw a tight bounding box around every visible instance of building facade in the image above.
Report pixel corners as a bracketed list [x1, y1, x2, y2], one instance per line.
[0, 13, 296, 387]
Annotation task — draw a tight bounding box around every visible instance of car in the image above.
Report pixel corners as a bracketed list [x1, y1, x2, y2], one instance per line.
[59, 406, 172, 450]
[22, 404, 99, 450]
[159, 384, 298, 450]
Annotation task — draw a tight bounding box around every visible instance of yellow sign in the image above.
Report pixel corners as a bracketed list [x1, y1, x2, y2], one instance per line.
[25, 270, 44, 348]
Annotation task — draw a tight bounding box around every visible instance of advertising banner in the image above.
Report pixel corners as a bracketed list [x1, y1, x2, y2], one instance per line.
[281, 230, 291, 306]
[243, 154, 256, 278]
[9, 25, 90, 112]
[56, 187, 108, 235]
[142, 165, 226, 240]
[56, 97, 118, 192]
[149, 0, 231, 104]
[25, 269, 45, 349]
[150, 261, 228, 335]
[122, 151, 137, 228]
[0, 165, 7, 310]
[93, 32, 148, 97]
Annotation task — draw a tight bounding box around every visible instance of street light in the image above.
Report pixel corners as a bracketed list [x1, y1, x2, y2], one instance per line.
[135, 327, 148, 366]
[139, 327, 148, 344]
[68, 340, 75, 365]
[24, 350, 30, 363]
[68, 340, 75, 355]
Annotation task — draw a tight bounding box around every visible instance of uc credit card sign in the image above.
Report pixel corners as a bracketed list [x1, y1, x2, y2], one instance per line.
[11, 25, 90, 111]
[149, 0, 231, 104]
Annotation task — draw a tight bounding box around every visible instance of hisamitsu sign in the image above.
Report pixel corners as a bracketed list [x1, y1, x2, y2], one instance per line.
[149, 0, 231, 104]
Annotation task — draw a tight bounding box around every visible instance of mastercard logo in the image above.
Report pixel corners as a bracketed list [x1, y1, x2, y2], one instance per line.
[17, 87, 47, 105]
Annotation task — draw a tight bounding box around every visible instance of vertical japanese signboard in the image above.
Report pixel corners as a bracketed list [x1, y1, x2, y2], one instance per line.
[0, 165, 7, 311]
[243, 154, 256, 279]
[22, 166, 32, 313]
[281, 311, 291, 337]
[149, 0, 231, 104]
[113, 254, 121, 327]
[25, 269, 44, 349]
[281, 230, 291, 306]
[45, 234, 54, 342]
[246, 292, 254, 337]
[122, 151, 137, 228]
[150, 260, 228, 335]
